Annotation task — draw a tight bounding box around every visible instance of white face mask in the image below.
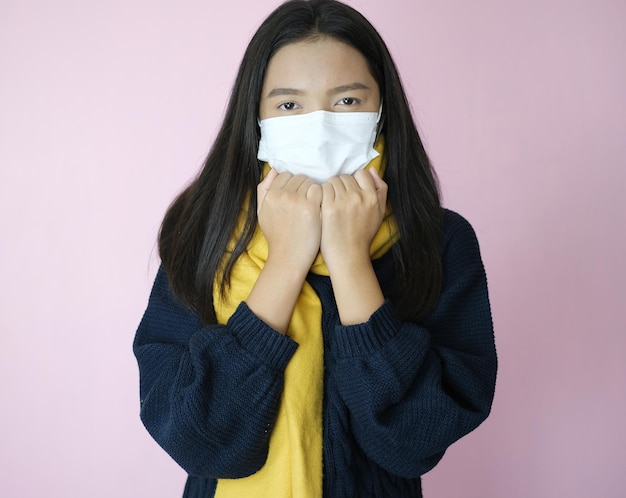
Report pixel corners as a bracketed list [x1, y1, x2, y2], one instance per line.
[257, 108, 381, 184]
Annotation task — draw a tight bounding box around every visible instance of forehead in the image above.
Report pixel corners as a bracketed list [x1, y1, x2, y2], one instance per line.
[263, 36, 375, 89]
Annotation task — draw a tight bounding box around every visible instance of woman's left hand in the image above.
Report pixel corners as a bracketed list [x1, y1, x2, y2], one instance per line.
[320, 168, 388, 271]
[320, 168, 388, 325]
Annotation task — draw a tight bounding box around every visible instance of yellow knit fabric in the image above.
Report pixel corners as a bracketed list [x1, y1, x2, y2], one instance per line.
[213, 138, 396, 497]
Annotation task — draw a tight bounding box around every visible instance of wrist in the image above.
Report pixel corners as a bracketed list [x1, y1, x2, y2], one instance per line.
[246, 257, 308, 335]
[327, 256, 384, 326]
[265, 250, 314, 280]
[323, 245, 371, 277]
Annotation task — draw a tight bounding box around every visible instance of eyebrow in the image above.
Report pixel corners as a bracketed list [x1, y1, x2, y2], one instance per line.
[266, 87, 305, 98]
[328, 82, 370, 95]
[266, 82, 371, 98]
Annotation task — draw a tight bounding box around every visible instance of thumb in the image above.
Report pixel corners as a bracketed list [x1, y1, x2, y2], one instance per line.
[258, 168, 278, 212]
[260, 167, 278, 190]
[368, 167, 388, 208]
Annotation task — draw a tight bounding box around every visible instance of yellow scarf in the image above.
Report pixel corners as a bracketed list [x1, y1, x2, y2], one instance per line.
[213, 138, 397, 497]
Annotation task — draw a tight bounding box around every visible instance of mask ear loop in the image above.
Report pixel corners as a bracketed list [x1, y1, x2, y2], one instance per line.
[375, 99, 384, 139]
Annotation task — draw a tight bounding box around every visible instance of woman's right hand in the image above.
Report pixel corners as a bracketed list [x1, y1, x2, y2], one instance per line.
[247, 169, 322, 334]
[257, 169, 323, 272]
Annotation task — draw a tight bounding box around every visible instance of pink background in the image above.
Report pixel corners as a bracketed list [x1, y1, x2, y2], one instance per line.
[1, 0, 624, 496]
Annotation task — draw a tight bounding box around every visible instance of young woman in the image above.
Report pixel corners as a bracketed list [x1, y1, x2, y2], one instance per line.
[133, 1, 497, 497]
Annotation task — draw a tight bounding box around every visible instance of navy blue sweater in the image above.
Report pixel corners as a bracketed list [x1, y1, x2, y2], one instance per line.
[133, 209, 497, 497]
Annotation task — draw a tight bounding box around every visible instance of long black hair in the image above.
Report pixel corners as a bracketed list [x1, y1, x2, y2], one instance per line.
[159, 0, 442, 324]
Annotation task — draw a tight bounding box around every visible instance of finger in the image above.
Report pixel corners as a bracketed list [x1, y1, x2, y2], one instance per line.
[368, 168, 387, 194]
[367, 167, 388, 209]
[353, 168, 375, 191]
[258, 169, 278, 211]
[326, 174, 349, 194]
[284, 174, 315, 194]
[321, 181, 336, 204]
[295, 176, 316, 195]
[339, 173, 360, 191]
[306, 183, 323, 205]
[270, 170, 295, 189]
[259, 168, 279, 190]
[367, 167, 385, 189]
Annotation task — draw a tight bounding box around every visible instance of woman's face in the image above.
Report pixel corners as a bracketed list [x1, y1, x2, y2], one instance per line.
[259, 36, 381, 120]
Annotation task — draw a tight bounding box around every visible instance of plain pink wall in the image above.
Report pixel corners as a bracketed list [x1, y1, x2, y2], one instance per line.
[1, 0, 624, 497]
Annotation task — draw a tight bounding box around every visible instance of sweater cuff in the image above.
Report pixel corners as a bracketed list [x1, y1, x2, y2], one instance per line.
[227, 301, 298, 370]
[331, 300, 401, 357]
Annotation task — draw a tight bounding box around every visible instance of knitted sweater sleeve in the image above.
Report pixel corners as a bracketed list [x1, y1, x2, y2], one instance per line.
[133, 268, 298, 478]
[327, 210, 497, 478]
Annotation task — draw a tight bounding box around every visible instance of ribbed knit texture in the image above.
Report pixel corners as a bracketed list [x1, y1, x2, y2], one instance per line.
[133, 209, 497, 498]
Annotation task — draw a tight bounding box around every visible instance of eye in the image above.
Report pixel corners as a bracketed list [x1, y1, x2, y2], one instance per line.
[278, 101, 300, 111]
[337, 97, 361, 106]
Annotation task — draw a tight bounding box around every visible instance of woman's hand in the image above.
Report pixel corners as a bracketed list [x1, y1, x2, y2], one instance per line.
[320, 168, 388, 325]
[246, 169, 322, 334]
[320, 168, 388, 271]
[257, 169, 323, 271]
